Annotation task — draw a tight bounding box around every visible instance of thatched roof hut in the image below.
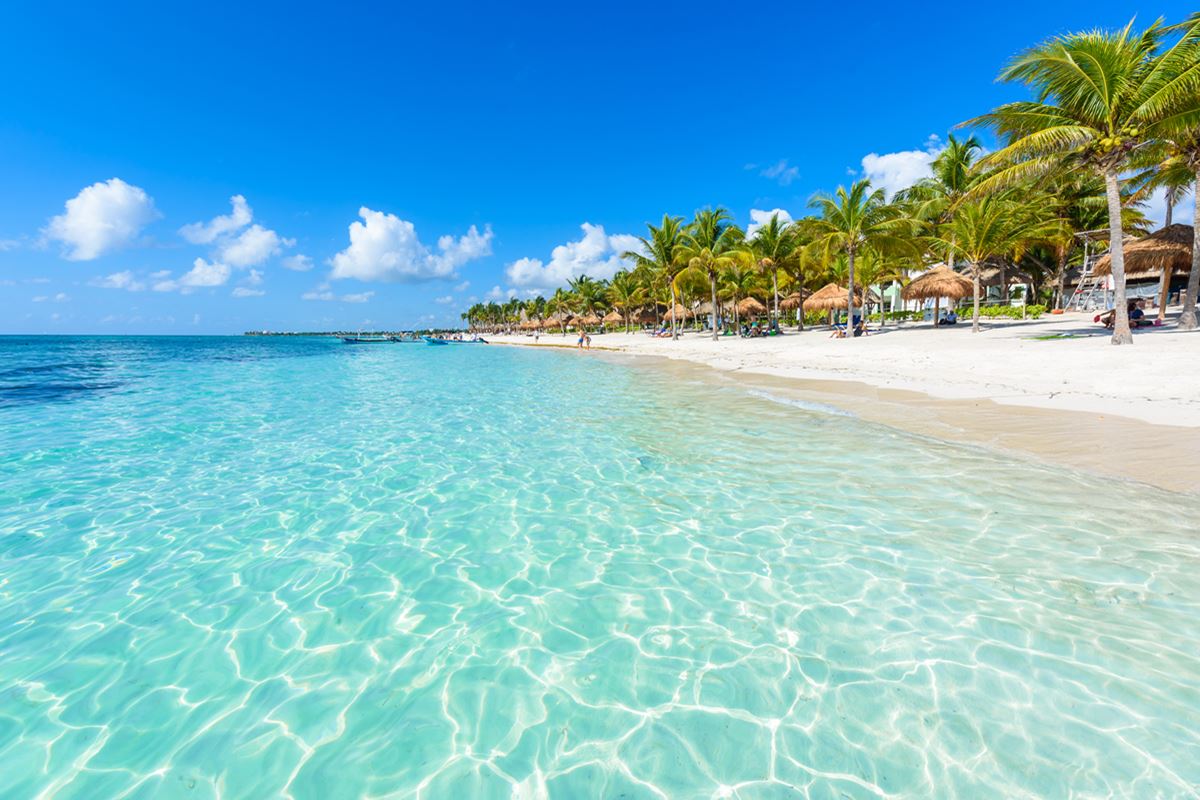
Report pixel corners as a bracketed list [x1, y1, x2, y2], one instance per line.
[576, 313, 602, 326]
[667, 303, 694, 320]
[541, 317, 563, 329]
[803, 283, 861, 312]
[902, 267, 973, 301]
[736, 297, 767, 316]
[632, 308, 658, 325]
[779, 291, 809, 311]
[602, 309, 624, 324]
[1092, 224, 1193, 280]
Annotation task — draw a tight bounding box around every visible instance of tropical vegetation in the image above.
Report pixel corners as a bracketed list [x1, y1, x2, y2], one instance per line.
[461, 16, 1200, 345]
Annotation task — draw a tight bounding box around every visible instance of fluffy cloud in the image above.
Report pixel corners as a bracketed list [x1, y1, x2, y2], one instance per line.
[330, 207, 493, 282]
[89, 270, 146, 291]
[179, 195, 253, 244]
[180, 195, 293, 268]
[433, 295, 454, 305]
[220, 224, 292, 267]
[281, 254, 313, 271]
[453, 280, 470, 292]
[504, 223, 637, 293]
[302, 282, 374, 303]
[44, 178, 159, 260]
[154, 258, 232, 292]
[232, 287, 265, 298]
[747, 208, 793, 238]
[485, 285, 517, 301]
[33, 293, 69, 303]
[760, 159, 799, 186]
[860, 136, 944, 199]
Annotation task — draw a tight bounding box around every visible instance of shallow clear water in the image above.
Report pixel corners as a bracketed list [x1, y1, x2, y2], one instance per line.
[1, 336, 1199, 799]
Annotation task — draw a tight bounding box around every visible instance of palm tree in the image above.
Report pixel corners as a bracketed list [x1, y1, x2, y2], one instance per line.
[749, 213, 801, 323]
[607, 271, 645, 332]
[809, 180, 917, 336]
[1156, 13, 1200, 329]
[896, 134, 983, 270]
[966, 18, 1200, 344]
[720, 262, 761, 332]
[624, 215, 687, 338]
[936, 195, 1064, 331]
[679, 208, 750, 341]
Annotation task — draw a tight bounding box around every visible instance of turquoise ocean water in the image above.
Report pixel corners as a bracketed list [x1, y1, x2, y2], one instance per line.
[1, 336, 1199, 798]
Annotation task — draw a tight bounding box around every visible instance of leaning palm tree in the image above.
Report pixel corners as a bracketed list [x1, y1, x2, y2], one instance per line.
[965, 18, 1200, 344]
[808, 180, 918, 336]
[679, 208, 750, 341]
[624, 215, 687, 339]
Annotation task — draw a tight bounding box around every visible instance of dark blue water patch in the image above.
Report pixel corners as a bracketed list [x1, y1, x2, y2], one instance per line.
[0, 380, 125, 407]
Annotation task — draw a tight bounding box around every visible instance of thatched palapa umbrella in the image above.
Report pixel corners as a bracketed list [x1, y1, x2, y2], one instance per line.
[803, 283, 860, 312]
[736, 297, 767, 317]
[576, 313, 601, 327]
[779, 291, 809, 311]
[602, 309, 624, 326]
[902, 267, 973, 325]
[1092, 224, 1193, 320]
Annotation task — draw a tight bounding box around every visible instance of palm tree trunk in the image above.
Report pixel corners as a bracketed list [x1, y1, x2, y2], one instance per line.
[1180, 170, 1200, 331]
[710, 272, 719, 342]
[797, 272, 805, 332]
[846, 248, 856, 339]
[669, 282, 679, 339]
[972, 263, 982, 333]
[772, 269, 779, 324]
[934, 297, 940, 327]
[1104, 169, 1133, 345]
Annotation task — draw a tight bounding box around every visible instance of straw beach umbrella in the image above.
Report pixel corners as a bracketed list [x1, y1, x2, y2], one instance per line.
[1093, 224, 1193, 321]
[803, 283, 860, 311]
[779, 291, 809, 311]
[602, 309, 623, 328]
[736, 297, 767, 317]
[902, 267, 973, 326]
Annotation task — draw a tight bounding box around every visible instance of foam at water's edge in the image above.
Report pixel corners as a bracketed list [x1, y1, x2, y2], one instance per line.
[744, 388, 856, 418]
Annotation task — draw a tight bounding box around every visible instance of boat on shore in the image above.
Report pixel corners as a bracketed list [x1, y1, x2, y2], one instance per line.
[422, 336, 449, 346]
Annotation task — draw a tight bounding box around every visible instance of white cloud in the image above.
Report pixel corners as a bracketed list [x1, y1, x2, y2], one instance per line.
[485, 285, 517, 301]
[244, 268, 264, 286]
[504, 223, 636, 293]
[454, 280, 470, 292]
[33, 293, 69, 303]
[180, 195, 292, 267]
[179, 195, 253, 244]
[434, 295, 454, 305]
[747, 208, 794, 237]
[301, 282, 374, 303]
[329, 207, 493, 282]
[220, 224, 292, 267]
[1143, 186, 1196, 229]
[860, 135, 944, 199]
[44, 178, 159, 260]
[0, 238, 21, 251]
[760, 159, 799, 186]
[232, 287, 265, 298]
[281, 254, 313, 271]
[154, 258, 231, 292]
[90, 271, 146, 291]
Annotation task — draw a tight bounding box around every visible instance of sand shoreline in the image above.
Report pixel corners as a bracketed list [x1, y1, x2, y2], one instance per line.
[488, 312, 1200, 494]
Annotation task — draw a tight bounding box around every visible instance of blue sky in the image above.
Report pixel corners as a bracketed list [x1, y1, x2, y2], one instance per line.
[0, 1, 1189, 333]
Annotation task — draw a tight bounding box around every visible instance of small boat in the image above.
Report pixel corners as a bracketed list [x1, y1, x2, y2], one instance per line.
[341, 335, 391, 344]
[388, 335, 422, 343]
[422, 336, 449, 346]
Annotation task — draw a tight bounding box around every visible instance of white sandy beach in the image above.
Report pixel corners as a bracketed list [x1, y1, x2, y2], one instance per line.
[490, 311, 1200, 492]
[492, 310, 1200, 428]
